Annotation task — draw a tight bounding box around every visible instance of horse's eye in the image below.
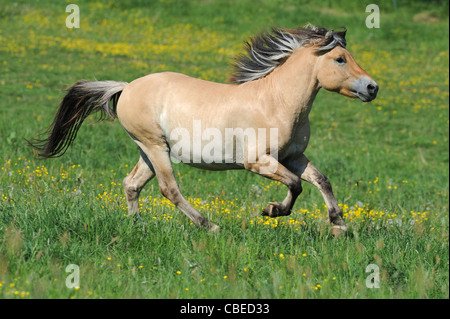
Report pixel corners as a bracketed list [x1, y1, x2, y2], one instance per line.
[335, 57, 346, 64]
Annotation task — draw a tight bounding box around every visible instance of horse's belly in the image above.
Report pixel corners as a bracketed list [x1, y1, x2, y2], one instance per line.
[183, 161, 243, 171]
[167, 136, 245, 170]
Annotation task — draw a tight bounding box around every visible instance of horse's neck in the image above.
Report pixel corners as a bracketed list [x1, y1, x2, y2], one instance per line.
[260, 48, 320, 123]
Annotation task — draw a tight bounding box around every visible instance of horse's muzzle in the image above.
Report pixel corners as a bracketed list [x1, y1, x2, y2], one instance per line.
[352, 76, 379, 102]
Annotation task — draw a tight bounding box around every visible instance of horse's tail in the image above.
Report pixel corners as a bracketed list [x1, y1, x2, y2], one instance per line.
[29, 80, 127, 158]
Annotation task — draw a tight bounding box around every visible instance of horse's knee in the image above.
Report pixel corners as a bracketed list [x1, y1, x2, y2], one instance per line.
[285, 175, 302, 196]
[159, 183, 181, 204]
[291, 180, 303, 196]
[317, 175, 332, 193]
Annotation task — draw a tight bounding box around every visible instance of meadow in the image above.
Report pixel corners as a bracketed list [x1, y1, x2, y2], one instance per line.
[0, 0, 448, 299]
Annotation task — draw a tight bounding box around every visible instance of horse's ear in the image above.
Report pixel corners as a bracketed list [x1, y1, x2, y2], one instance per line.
[334, 27, 347, 41]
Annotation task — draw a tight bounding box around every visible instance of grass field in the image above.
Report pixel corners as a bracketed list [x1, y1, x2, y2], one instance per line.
[0, 0, 448, 299]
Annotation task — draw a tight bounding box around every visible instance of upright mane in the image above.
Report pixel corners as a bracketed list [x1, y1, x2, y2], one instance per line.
[228, 24, 347, 84]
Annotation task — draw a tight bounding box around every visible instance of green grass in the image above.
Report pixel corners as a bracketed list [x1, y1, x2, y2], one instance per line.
[0, 0, 448, 299]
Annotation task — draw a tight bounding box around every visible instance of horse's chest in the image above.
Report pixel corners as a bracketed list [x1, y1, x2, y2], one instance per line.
[279, 120, 311, 160]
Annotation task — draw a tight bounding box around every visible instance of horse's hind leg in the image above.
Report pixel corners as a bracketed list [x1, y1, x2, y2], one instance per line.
[138, 143, 220, 232]
[123, 152, 155, 216]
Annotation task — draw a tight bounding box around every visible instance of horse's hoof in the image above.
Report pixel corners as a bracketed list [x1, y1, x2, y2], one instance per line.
[208, 223, 221, 233]
[331, 225, 347, 238]
[262, 204, 274, 217]
[262, 202, 289, 217]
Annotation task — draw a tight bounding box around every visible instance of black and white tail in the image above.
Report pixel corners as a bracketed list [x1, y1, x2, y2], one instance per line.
[29, 80, 127, 158]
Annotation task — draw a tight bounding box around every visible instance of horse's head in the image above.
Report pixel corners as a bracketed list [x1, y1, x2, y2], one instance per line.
[315, 35, 379, 102]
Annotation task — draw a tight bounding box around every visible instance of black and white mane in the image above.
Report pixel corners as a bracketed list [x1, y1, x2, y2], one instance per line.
[229, 24, 347, 84]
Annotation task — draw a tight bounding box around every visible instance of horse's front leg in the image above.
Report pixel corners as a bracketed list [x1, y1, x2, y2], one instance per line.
[284, 154, 347, 236]
[245, 155, 302, 217]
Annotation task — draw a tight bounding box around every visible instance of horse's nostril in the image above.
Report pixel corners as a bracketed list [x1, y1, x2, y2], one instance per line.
[367, 83, 379, 95]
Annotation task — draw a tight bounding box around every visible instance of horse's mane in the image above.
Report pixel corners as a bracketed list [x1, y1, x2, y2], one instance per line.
[228, 24, 347, 84]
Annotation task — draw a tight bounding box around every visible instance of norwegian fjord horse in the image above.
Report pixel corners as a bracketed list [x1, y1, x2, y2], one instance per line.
[30, 25, 378, 236]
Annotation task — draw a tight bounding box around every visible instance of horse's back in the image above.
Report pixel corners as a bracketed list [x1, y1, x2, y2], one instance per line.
[116, 72, 233, 144]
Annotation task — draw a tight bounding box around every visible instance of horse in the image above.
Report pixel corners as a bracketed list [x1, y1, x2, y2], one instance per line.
[29, 24, 378, 237]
